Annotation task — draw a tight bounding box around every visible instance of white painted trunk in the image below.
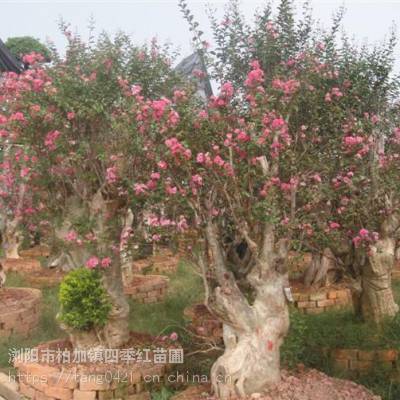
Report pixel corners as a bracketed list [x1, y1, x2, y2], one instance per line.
[211, 274, 289, 399]
[361, 236, 399, 324]
[3, 224, 21, 259]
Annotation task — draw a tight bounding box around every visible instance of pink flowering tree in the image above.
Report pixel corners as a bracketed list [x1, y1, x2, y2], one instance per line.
[130, 57, 318, 397]
[181, 0, 400, 324]
[0, 31, 186, 348]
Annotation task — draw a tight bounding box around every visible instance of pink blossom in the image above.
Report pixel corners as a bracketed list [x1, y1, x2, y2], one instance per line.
[169, 332, 178, 341]
[131, 85, 142, 95]
[177, 215, 188, 232]
[196, 153, 205, 164]
[20, 167, 31, 178]
[166, 185, 177, 195]
[101, 257, 112, 268]
[67, 112, 75, 120]
[10, 112, 25, 122]
[152, 234, 161, 242]
[352, 236, 362, 247]
[221, 82, 234, 98]
[44, 130, 61, 151]
[86, 256, 100, 269]
[359, 228, 369, 237]
[213, 155, 225, 167]
[134, 183, 147, 195]
[343, 136, 363, 147]
[106, 166, 118, 184]
[191, 174, 203, 186]
[65, 231, 78, 242]
[151, 172, 160, 180]
[244, 61, 264, 87]
[329, 222, 340, 229]
[168, 110, 180, 126]
[312, 174, 322, 183]
[158, 161, 168, 170]
[151, 98, 170, 120]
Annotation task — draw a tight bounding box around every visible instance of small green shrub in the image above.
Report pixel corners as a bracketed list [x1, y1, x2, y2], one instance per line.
[58, 268, 112, 331]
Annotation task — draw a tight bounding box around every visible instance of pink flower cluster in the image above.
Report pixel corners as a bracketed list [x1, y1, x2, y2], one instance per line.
[352, 229, 379, 248]
[245, 61, 264, 87]
[85, 256, 112, 269]
[271, 79, 300, 97]
[165, 137, 192, 160]
[44, 130, 61, 151]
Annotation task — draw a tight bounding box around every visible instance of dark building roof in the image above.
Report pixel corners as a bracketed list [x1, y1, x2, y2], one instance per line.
[175, 52, 213, 100]
[0, 39, 24, 73]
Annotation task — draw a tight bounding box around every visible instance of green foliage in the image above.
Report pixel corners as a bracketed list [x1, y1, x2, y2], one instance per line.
[58, 268, 111, 331]
[151, 387, 175, 400]
[281, 305, 400, 400]
[5, 36, 51, 61]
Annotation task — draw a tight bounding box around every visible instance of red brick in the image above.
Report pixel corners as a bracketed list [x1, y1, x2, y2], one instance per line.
[349, 359, 373, 371]
[377, 349, 398, 361]
[327, 290, 338, 300]
[48, 371, 79, 390]
[79, 375, 110, 391]
[333, 358, 350, 371]
[309, 292, 327, 301]
[20, 382, 36, 399]
[333, 349, 358, 360]
[358, 350, 376, 361]
[297, 301, 316, 308]
[317, 299, 335, 307]
[35, 390, 52, 400]
[73, 390, 96, 400]
[45, 385, 73, 400]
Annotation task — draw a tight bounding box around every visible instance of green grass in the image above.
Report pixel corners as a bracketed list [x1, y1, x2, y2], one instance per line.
[0, 273, 64, 373]
[128, 261, 203, 336]
[280, 281, 400, 400]
[2, 264, 400, 399]
[0, 262, 203, 373]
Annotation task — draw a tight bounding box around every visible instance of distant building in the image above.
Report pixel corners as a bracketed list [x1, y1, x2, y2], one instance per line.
[0, 39, 23, 74]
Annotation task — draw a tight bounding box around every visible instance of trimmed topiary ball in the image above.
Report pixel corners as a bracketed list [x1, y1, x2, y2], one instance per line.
[58, 267, 112, 331]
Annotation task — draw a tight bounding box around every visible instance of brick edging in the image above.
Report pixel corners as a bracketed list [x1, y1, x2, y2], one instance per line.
[0, 287, 42, 339]
[292, 287, 353, 314]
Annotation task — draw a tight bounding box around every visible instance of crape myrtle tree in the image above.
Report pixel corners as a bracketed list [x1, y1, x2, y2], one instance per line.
[0, 30, 187, 348]
[180, 0, 400, 322]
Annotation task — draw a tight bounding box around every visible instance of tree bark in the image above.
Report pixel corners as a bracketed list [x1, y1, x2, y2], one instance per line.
[61, 192, 130, 350]
[303, 248, 338, 288]
[3, 224, 21, 259]
[205, 221, 290, 399]
[360, 236, 399, 324]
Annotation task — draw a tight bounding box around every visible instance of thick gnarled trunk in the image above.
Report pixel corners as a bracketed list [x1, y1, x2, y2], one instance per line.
[2, 219, 22, 259]
[211, 274, 289, 398]
[361, 236, 399, 324]
[303, 247, 338, 288]
[61, 192, 130, 350]
[204, 221, 289, 399]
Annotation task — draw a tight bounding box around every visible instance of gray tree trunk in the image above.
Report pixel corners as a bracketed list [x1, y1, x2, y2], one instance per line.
[204, 221, 290, 399]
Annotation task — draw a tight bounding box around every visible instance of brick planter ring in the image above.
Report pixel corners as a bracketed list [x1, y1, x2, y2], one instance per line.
[292, 287, 353, 314]
[124, 275, 169, 303]
[131, 249, 179, 275]
[0, 287, 42, 339]
[183, 304, 222, 343]
[329, 347, 398, 376]
[1, 258, 42, 274]
[14, 339, 170, 400]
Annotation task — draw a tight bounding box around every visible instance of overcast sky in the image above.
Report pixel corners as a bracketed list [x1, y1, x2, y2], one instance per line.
[1, 0, 400, 70]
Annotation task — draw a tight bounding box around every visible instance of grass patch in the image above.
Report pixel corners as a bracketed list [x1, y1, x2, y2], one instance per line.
[281, 282, 400, 400]
[128, 260, 203, 336]
[0, 273, 64, 373]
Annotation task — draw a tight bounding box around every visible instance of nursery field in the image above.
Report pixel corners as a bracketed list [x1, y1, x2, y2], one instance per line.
[2, 261, 400, 400]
